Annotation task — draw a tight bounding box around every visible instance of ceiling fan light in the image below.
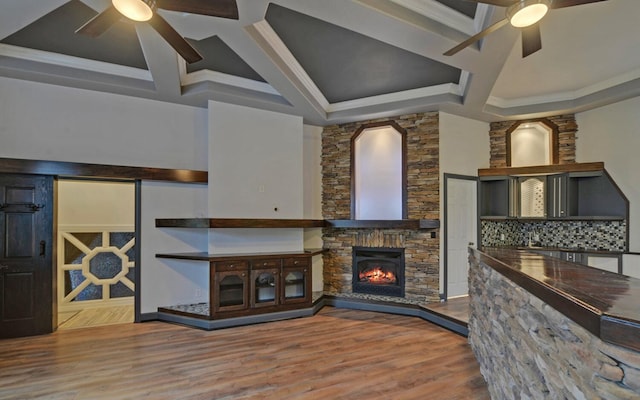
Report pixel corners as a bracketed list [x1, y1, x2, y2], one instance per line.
[112, 0, 157, 22]
[507, 0, 550, 28]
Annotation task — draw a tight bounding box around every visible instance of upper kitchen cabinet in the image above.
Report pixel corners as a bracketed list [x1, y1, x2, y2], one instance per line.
[479, 163, 628, 221]
[568, 171, 627, 219]
[479, 176, 516, 218]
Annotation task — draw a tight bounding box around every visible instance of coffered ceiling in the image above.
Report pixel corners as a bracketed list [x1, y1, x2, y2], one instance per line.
[1, 0, 638, 126]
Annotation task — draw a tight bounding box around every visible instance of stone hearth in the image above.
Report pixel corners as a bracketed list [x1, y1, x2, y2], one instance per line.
[321, 113, 440, 304]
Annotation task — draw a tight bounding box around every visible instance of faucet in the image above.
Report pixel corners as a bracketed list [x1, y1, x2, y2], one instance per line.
[528, 232, 534, 247]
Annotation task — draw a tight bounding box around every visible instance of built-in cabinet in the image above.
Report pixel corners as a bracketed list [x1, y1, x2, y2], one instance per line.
[479, 165, 628, 220]
[158, 252, 316, 320]
[213, 260, 249, 313]
[210, 255, 312, 318]
[155, 218, 324, 323]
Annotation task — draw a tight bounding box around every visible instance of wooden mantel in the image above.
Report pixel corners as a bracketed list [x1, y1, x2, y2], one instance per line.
[478, 161, 604, 177]
[156, 218, 440, 230]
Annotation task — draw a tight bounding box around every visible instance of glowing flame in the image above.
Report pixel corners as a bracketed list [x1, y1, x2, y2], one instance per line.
[359, 266, 397, 284]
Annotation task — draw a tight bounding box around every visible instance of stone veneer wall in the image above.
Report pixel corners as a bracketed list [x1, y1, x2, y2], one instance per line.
[321, 112, 440, 303]
[489, 115, 577, 168]
[469, 251, 640, 400]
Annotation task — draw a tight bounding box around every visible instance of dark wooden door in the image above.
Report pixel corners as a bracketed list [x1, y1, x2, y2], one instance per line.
[0, 174, 54, 338]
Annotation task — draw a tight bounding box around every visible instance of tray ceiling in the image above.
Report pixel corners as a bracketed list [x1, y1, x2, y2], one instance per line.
[0, 0, 638, 125]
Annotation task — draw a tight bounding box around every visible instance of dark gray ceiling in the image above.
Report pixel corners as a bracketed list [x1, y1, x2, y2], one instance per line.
[1, 0, 147, 70]
[186, 36, 265, 82]
[437, 0, 477, 18]
[265, 3, 462, 103]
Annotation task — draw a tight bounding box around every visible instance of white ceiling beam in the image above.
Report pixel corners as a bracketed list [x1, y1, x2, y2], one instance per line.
[135, 23, 182, 97]
[221, 23, 328, 125]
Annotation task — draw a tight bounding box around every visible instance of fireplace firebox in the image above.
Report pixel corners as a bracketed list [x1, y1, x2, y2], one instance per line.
[352, 247, 405, 297]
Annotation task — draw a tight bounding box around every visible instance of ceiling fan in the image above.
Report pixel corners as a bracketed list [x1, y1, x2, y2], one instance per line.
[75, 0, 239, 64]
[443, 0, 608, 58]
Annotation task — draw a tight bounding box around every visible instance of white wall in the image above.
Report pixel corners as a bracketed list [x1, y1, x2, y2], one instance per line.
[207, 101, 304, 254]
[576, 96, 640, 276]
[58, 180, 134, 227]
[0, 77, 210, 313]
[0, 77, 208, 170]
[303, 124, 324, 292]
[439, 112, 490, 295]
[140, 181, 209, 313]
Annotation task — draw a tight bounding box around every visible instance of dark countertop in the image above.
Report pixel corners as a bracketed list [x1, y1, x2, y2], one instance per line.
[474, 247, 640, 352]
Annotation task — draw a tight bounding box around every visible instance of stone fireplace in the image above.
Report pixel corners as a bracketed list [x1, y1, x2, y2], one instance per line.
[321, 112, 440, 304]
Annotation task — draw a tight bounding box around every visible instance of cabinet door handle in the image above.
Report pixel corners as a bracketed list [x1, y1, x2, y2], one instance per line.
[294, 260, 299, 265]
[0, 264, 8, 271]
[39, 241, 46, 256]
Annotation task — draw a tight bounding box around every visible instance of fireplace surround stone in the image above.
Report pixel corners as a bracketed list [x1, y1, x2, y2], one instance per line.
[321, 112, 440, 303]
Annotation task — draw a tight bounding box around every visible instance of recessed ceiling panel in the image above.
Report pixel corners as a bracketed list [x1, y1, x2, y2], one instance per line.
[265, 4, 462, 103]
[1, 0, 147, 70]
[435, 0, 477, 19]
[186, 36, 265, 82]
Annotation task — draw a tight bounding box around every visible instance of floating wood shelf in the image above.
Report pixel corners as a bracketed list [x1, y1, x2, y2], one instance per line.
[325, 219, 439, 229]
[156, 248, 326, 262]
[155, 218, 327, 228]
[478, 162, 604, 177]
[156, 218, 440, 230]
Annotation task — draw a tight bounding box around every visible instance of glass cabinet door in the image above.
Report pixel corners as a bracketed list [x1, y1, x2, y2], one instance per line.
[519, 176, 546, 218]
[251, 269, 279, 307]
[281, 267, 310, 304]
[215, 271, 248, 312]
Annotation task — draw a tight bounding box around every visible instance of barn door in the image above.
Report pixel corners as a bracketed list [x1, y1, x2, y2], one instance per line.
[0, 174, 54, 338]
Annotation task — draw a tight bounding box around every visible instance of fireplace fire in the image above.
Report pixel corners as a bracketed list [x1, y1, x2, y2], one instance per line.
[353, 247, 405, 297]
[359, 266, 397, 284]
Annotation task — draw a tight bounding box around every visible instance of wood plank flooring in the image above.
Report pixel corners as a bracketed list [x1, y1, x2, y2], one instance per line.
[57, 305, 134, 330]
[423, 295, 470, 324]
[0, 307, 489, 400]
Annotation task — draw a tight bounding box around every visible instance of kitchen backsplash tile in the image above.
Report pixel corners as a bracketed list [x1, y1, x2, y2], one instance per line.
[481, 219, 626, 251]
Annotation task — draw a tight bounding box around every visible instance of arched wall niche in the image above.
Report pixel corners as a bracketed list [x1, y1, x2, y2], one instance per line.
[350, 120, 407, 220]
[506, 118, 559, 167]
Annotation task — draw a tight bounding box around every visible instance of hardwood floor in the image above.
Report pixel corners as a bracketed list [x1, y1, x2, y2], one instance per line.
[57, 305, 134, 330]
[423, 295, 470, 324]
[0, 307, 489, 399]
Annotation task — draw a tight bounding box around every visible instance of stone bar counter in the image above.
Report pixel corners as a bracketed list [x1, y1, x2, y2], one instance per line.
[469, 247, 640, 400]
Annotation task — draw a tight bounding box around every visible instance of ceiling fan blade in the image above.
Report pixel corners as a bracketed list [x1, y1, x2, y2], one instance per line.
[521, 24, 542, 57]
[75, 6, 121, 37]
[550, 0, 608, 9]
[443, 18, 509, 56]
[157, 0, 239, 19]
[148, 14, 203, 64]
[459, 0, 515, 6]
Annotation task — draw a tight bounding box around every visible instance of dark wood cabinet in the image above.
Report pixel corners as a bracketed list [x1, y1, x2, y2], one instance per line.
[281, 257, 311, 305]
[250, 260, 280, 308]
[211, 260, 250, 313]
[158, 251, 318, 321]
